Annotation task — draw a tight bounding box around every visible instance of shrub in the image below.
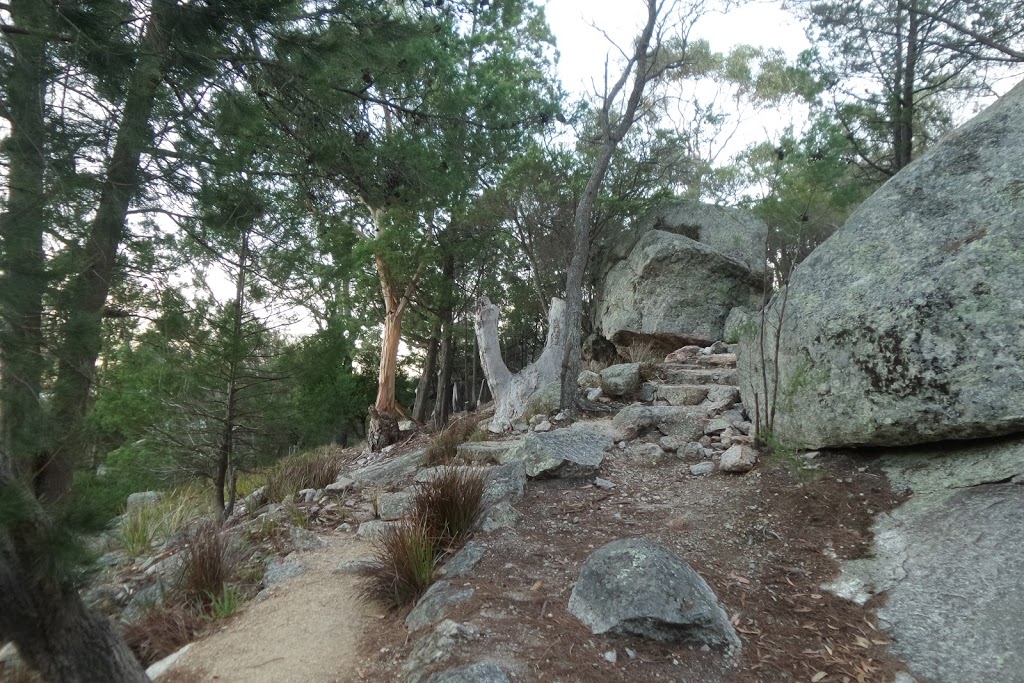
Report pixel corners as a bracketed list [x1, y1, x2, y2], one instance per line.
[264, 448, 343, 503]
[413, 467, 487, 547]
[122, 602, 205, 666]
[176, 519, 242, 608]
[425, 417, 480, 467]
[206, 584, 243, 619]
[357, 521, 437, 609]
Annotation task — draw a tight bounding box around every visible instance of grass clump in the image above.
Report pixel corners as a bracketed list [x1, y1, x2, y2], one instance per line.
[264, 447, 343, 503]
[625, 340, 659, 364]
[206, 584, 243, 619]
[425, 417, 480, 467]
[414, 467, 487, 546]
[358, 521, 437, 610]
[358, 467, 487, 610]
[122, 602, 205, 666]
[176, 519, 243, 608]
[118, 483, 210, 556]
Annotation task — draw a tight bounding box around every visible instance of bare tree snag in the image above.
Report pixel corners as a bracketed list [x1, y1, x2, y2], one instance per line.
[475, 295, 567, 432]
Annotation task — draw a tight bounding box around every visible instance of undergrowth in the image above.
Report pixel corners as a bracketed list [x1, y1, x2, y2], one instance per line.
[119, 483, 209, 556]
[176, 519, 243, 608]
[122, 602, 205, 667]
[264, 448, 343, 503]
[425, 417, 481, 467]
[759, 430, 819, 483]
[414, 467, 487, 546]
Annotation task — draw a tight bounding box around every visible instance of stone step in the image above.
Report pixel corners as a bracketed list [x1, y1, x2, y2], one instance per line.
[658, 366, 739, 386]
[455, 441, 516, 465]
[655, 384, 709, 406]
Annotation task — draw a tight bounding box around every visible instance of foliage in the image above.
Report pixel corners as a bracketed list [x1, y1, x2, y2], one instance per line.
[357, 521, 438, 610]
[413, 467, 487, 547]
[425, 417, 481, 467]
[206, 584, 244, 620]
[176, 520, 243, 609]
[263, 449, 344, 504]
[121, 602, 206, 667]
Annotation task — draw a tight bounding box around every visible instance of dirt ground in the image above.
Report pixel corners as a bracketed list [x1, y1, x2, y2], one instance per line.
[358, 431, 912, 683]
[164, 535, 376, 683]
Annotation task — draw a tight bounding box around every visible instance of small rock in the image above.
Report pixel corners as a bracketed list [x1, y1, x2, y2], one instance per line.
[594, 478, 617, 490]
[578, 370, 602, 389]
[534, 420, 553, 432]
[513, 423, 529, 433]
[707, 341, 729, 354]
[720, 445, 757, 473]
[357, 519, 401, 539]
[478, 501, 521, 533]
[586, 387, 604, 402]
[376, 490, 415, 520]
[600, 363, 642, 397]
[406, 580, 475, 632]
[145, 644, 192, 680]
[603, 650, 618, 664]
[624, 442, 668, 467]
[679, 442, 705, 460]
[659, 435, 683, 452]
[638, 382, 657, 402]
[438, 541, 487, 578]
[529, 414, 544, 427]
[690, 462, 715, 476]
[333, 559, 377, 575]
[263, 557, 306, 586]
[665, 346, 701, 362]
[126, 491, 161, 513]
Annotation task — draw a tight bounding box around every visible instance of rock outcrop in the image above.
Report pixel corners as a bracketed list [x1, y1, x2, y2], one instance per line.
[597, 201, 766, 356]
[740, 80, 1024, 449]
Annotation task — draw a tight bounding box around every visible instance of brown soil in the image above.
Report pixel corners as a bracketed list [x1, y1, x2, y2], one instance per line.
[164, 534, 376, 683]
[358, 429, 910, 682]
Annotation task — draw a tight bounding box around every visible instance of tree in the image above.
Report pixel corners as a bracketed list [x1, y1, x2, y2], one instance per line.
[559, 0, 709, 415]
[796, 0, 1024, 182]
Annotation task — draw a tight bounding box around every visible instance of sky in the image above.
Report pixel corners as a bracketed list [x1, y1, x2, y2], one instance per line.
[544, 0, 810, 97]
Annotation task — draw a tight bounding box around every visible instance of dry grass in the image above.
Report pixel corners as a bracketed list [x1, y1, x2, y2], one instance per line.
[264, 448, 343, 503]
[176, 519, 243, 608]
[625, 340, 659, 363]
[414, 466, 487, 547]
[424, 417, 480, 467]
[119, 483, 210, 557]
[357, 521, 437, 610]
[122, 602, 205, 667]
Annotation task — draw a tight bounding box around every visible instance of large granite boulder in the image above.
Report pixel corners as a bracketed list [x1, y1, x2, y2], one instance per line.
[740, 80, 1024, 448]
[597, 201, 766, 356]
[499, 423, 612, 478]
[568, 538, 740, 650]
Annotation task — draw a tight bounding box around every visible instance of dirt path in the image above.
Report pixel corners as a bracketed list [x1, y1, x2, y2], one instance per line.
[168, 534, 376, 683]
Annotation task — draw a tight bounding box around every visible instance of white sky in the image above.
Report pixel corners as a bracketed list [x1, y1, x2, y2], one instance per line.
[545, 0, 810, 96]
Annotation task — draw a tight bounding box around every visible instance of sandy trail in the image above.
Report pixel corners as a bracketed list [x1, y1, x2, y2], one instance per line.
[169, 534, 377, 683]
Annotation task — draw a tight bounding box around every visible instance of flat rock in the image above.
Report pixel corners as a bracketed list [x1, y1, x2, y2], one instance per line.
[376, 490, 415, 520]
[455, 441, 514, 465]
[438, 541, 487, 578]
[406, 580, 475, 632]
[478, 501, 521, 533]
[740, 80, 1024, 448]
[612, 405, 703, 442]
[657, 384, 710, 406]
[689, 462, 715, 476]
[568, 538, 740, 650]
[349, 448, 428, 487]
[500, 423, 612, 478]
[623, 442, 668, 467]
[263, 557, 306, 586]
[404, 620, 481, 683]
[426, 662, 510, 683]
[356, 519, 402, 539]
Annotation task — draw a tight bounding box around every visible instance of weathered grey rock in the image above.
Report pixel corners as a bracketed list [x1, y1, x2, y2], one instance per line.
[426, 662, 510, 683]
[826, 437, 1024, 682]
[598, 212, 765, 355]
[326, 477, 356, 493]
[126, 491, 162, 513]
[414, 463, 526, 507]
[659, 435, 683, 453]
[637, 382, 657, 402]
[568, 538, 740, 649]
[661, 366, 739, 386]
[586, 387, 604, 402]
[333, 558, 377, 575]
[719, 445, 757, 473]
[407, 580, 475, 632]
[578, 369, 601, 389]
[658, 384, 709, 406]
[703, 385, 740, 413]
[145, 644, 192, 681]
[689, 462, 715, 476]
[263, 557, 306, 586]
[438, 541, 487, 578]
[455, 441, 513, 465]
[523, 381, 560, 419]
[356, 519, 402, 539]
[121, 581, 167, 623]
[534, 420, 552, 432]
[349, 448, 427, 487]
[612, 405, 703, 442]
[679, 442, 706, 460]
[741, 81, 1024, 448]
[600, 363, 642, 397]
[405, 620, 481, 683]
[377, 490, 416, 520]
[594, 477, 617, 490]
[500, 423, 612, 478]
[623, 442, 668, 467]
[723, 307, 757, 344]
[478, 501, 521, 533]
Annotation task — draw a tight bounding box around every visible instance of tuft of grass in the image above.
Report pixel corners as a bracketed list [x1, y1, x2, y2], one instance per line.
[413, 467, 487, 547]
[120, 505, 159, 557]
[118, 483, 211, 557]
[176, 519, 242, 608]
[121, 602, 205, 667]
[425, 417, 480, 467]
[357, 521, 437, 610]
[206, 584, 243, 620]
[626, 340, 659, 363]
[264, 448, 343, 503]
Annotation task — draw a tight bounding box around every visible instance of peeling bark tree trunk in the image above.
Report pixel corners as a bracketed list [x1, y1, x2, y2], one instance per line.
[475, 295, 567, 431]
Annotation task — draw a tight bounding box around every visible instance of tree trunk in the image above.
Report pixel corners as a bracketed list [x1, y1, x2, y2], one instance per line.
[432, 320, 455, 429]
[475, 295, 567, 431]
[412, 321, 441, 423]
[216, 233, 248, 520]
[0, 474, 148, 683]
[0, 0, 49, 480]
[44, 0, 177, 498]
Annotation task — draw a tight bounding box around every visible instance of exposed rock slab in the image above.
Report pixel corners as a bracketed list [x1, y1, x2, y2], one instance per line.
[612, 405, 703, 442]
[426, 662, 510, 683]
[407, 580, 475, 632]
[500, 423, 612, 478]
[455, 441, 514, 465]
[740, 80, 1024, 448]
[826, 437, 1024, 682]
[568, 538, 740, 650]
[349, 448, 428, 487]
